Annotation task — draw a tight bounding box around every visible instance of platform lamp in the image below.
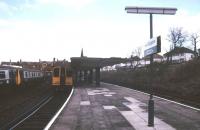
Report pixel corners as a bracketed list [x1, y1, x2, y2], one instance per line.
[125, 6, 177, 127]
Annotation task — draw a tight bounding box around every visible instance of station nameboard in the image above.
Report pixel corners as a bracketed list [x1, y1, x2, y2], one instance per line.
[144, 36, 161, 56]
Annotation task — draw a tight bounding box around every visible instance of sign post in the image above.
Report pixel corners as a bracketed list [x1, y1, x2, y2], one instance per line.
[125, 6, 177, 127]
[145, 35, 161, 126]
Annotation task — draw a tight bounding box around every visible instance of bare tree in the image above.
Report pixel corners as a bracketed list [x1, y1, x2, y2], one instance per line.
[167, 27, 188, 48]
[131, 47, 142, 58]
[130, 47, 142, 68]
[190, 32, 200, 57]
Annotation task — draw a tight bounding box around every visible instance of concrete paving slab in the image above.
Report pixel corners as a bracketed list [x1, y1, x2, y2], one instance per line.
[80, 101, 90, 106]
[50, 83, 200, 130]
[103, 106, 116, 110]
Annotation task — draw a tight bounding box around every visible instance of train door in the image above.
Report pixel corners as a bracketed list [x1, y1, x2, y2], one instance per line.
[52, 67, 60, 85]
[0, 70, 6, 85]
[9, 70, 15, 86]
[60, 67, 65, 85]
[65, 69, 73, 86]
[15, 69, 21, 86]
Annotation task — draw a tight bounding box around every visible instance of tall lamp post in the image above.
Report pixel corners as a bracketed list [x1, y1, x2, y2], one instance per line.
[125, 6, 177, 127]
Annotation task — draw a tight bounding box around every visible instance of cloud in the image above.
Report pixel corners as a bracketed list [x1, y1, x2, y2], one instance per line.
[38, 0, 95, 10]
[0, 0, 37, 17]
[163, 9, 200, 32]
[0, 6, 200, 62]
[0, 1, 16, 16]
[0, 18, 148, 61]
[149, 9, 200, 53]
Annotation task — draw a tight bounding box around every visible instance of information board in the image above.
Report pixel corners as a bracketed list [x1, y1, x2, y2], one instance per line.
[144, 36, 161, 56]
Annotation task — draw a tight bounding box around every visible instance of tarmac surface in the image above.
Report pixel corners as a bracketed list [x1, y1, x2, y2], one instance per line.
[50, 83, 200, 130]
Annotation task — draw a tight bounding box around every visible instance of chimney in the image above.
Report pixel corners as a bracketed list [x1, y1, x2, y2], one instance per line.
[52, 58, 55, 66]
[81, 48, 84, 57]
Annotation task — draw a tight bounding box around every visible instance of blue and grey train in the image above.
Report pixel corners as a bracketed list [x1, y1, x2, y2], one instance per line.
[0, 65, 44, 87]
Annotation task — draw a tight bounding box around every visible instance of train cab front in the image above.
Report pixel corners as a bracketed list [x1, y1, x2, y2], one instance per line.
[52, 66, 73, 91]
[52, 67, 60, 89]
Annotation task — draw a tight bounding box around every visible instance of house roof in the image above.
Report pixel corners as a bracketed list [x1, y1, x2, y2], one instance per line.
[164, 47, 196, 56]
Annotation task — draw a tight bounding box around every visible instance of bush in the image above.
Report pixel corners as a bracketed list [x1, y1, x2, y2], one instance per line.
[101, 59, 200, 108]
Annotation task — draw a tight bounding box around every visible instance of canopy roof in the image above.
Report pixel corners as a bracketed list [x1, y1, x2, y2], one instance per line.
[70, 57, 129, 70]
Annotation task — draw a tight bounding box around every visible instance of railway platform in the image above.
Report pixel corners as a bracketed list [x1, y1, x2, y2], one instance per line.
[49, 83, 200, 130]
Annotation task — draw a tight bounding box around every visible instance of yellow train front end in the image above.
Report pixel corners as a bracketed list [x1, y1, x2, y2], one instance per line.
[65, 69, 73, 86]
[52, 67, 61, 86]
[52, 66, 73, 90]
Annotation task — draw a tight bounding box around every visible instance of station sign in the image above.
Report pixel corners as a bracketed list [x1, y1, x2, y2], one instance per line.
[144, 36, 161, 56]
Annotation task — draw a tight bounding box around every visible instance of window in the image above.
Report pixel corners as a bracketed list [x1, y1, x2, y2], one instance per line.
[66, 69, 72, 77]
[24, 71, 28, 78]
[180, 59, 184, 63]
[0, 71, 5, 79]
[53, 68, 60, 77]
[9, 70, 14, 78]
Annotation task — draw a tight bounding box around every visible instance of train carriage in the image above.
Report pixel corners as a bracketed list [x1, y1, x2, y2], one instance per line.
[0, 66, 21, 87]
[52, 65, 73, 87]
[0, 65, 44, 87]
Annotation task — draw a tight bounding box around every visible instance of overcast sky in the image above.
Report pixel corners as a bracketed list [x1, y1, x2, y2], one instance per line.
[0, 0, 200, 62]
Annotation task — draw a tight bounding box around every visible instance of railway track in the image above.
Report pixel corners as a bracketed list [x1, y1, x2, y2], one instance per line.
[0, 84, 72, 130]
[0, 84, 53, 129]
[11, 88, 72, 130]
[0, 94, 53, 130]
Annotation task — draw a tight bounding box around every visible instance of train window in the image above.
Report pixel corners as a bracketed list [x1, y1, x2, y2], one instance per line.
[66, 69, 72, 77]
[0, 71, 5, 79]
[24, 71, 28, 78]
[9, 70, 14, 78]
[30, 72, 33, 78]
[27, 72, 30, 78]
[53, 68, 60, 77]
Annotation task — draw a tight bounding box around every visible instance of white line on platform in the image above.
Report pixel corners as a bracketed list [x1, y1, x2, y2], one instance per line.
[44, 87, 74, 130]
[103, 82, 200, 111]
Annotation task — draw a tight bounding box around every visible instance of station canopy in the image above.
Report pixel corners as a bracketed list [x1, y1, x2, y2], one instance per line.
[70, 57, 129, 70]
